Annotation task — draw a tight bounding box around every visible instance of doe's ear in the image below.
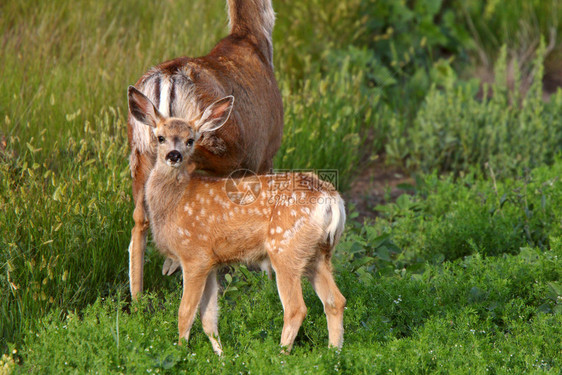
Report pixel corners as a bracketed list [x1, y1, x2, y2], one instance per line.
[197, 95, 234, 133]
[128, 86, 164, 128]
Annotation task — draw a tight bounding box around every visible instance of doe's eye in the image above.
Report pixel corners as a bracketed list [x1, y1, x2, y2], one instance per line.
[186, 139, 194, 147]
[157, 136, 165, 144]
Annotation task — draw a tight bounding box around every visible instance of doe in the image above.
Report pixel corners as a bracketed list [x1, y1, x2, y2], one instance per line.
[128, 86, 347, 354]
[127, 0, 284, 299]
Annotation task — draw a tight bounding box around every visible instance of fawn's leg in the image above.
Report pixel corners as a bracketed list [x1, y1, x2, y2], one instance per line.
[259, 258, 273, 280]
[129, 151, 153, 300]
[199, 270, 222, 355]
[162, 256, 181, 276]
[307, 257, 346, 349]
[272, 266, 307, 352]
[178, 267, 209, 346]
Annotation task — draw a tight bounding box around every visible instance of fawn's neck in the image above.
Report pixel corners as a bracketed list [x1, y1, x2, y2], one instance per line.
[146, 161, 191, 226]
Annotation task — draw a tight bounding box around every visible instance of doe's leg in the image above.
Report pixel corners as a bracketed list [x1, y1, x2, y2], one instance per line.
[307, 258, 346, 349]
[199, 270, 223, 355]
[128, 151, 153, 300]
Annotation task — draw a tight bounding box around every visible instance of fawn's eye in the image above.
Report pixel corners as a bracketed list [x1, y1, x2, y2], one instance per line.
[157, 136, 165, 144]
[186, 138, 194, 147]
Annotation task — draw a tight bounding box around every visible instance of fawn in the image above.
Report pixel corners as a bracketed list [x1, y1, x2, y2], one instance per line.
[128, 86, 346, 354]
[127, 0, 283, 300]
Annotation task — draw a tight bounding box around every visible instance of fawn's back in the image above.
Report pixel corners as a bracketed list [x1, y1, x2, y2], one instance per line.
[148, 172, 342, 269]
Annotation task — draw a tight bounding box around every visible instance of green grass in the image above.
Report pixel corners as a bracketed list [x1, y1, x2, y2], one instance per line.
[13, 240, 562, 373]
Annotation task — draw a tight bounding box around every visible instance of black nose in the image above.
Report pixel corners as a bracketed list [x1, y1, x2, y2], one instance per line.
[165, 150, 182, 163]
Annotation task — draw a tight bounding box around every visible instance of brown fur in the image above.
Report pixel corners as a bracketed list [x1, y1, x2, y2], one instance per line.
[129, 87, 346, 354]
[127, 0, 283, 299]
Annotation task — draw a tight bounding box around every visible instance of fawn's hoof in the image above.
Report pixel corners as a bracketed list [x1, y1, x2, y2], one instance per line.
[162, 258, 181, 276]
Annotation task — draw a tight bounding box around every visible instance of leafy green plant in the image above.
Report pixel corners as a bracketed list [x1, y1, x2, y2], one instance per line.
[386, 41, 562, 175]
[336, 158, 562, 275]
[16, 232, 562, 373]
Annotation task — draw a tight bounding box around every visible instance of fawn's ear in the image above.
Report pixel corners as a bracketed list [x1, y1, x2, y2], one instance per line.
[197, 95, 234, 133]
[128, 86, 164, 128]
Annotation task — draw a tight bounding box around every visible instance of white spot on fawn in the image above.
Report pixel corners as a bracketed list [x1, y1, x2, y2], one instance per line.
[276, 226, 283, 234]
[184, 203, 193, 215]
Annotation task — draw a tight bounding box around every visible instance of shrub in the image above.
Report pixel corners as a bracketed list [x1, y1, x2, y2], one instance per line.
[338, 158, 562, 273]
[386, 41, 562, 175]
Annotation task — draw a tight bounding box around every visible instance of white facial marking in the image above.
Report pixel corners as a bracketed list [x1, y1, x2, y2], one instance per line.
[158, 76, 172, 117]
